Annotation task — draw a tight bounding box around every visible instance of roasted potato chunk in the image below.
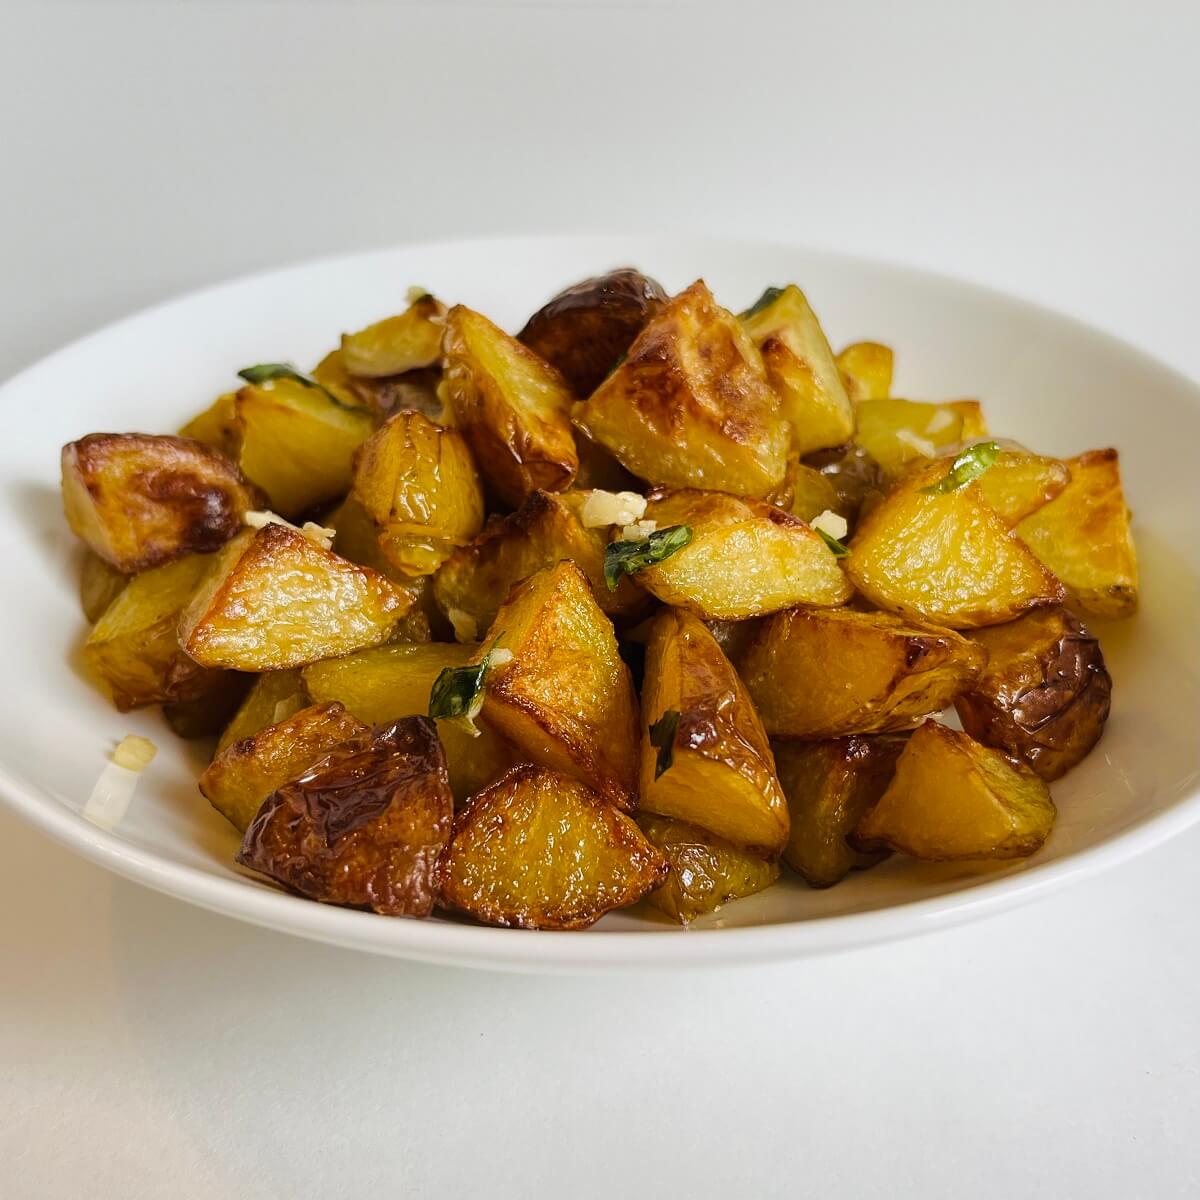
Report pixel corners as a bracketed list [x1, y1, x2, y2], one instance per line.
[636, 814, 779, 924]
[736, 608, 984, 738]
[774, 737, 904, 887]
[481, 561, 640, 806]
[802, 442, 885, 525]
[61, 433, 261, 573]
[639, 608, 788, 856]
[440, 305, 578, 506]
[854, 398, 988, 480]
[955, 607, 1111, 780]
[162, 672, 251, 739]
[854, 720, 1056, 860]
[975, 448, 1071, 524]
[84, 552, 225, 710]
[179, 392, 241, 460]
[575, 280, 789, 498]
[636, 489, 851, 619]
[836, 341, 894, 401]
[846, 461, 1064, 627]
[783, 462, 841, 522]
[340, 292, 447, 377]
[1016, 449, 1138, 617]
[431, 489, 642, 638]
[349, 410, 485, 578]
[80, 552, 128, 623]
[238, 717, 453, 917]
[301, 642, 513, 800]
[201, 702, 370, 832]
[218, 669, 309, 753]
[517, 268, 668, 396]
[739, 285, 855, 457]
[179, 525, 410, 670]
[437, 765, 668, 929]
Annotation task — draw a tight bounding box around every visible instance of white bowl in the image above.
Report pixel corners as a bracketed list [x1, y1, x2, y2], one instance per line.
[2, 234, 1197, 973]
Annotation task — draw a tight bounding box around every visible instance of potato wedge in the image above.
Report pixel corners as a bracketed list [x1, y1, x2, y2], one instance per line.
[179, 392, 241, 460]
[61, 433, 261, 573]
[238, 717, 453, 917]
[201, 701, 370, 832]
[736, 607, 984, 738]
[431, 489, 642, 637]
[1016, 449, 1138, 617]
[846, 461, 1065, 627]
[836, 341, 893, 401]
[349, 410, 485, 578]
[301, 642, 514, 800]
[440, 305, 578, 506]
[217, 669, 309, 753]
[575, 280, 789, 498]
[636, 814, 779, 924]
[639, 608, 788, 856]
[802, 442, 886, 525]
[80, 552, 128, 623]
[179, 525, 410, 670]
[955, 607, 1111, 780]
[340, 292, 447, 377]
[774, 737, 904, 887]
[437, 765, 668, 929]
[854, 398, 988, 480]
[739, 285, 855, 457]
[481, 561, 640, 806]
[635, 489, 851, 619]
[518, 268, 668, 396]
[975, 448, 1071, 524]
[854, 720, 1056, 860]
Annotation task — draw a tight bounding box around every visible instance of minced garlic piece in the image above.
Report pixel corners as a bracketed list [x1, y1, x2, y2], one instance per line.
[447, 607, 479, 642]
[85, 735, 157, 830]
[618, 520, 658, 541]
[112, 734, 157, 772]
[244, 510, 335, 550]
[580, 489, 647, 529]
[924, 408, 956, 435]
[810, 510, 848, 540]
[488, 648, 514, 668]
[406, 284, 431, 304]
[894, 428, 938, 458]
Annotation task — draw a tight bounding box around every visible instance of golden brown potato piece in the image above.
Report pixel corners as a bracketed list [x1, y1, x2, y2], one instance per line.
[179, 392, 241, 460]
[635, 489, 851, 619]
[854, 720, 1056, 860]
[955, 607, 1111, 780]
[774, 737, 904, 887]
[846, 461, 1064, 628]
[80, 552, 128, 623]
[340, 292, 447, 377]
[437, 765, 668, 929]
[61, 433, 261, 573]
[836, 341, 894, 401]
[218, 669, 309, 753]
[301, 642, 514, 800]
[575, 280, 789, 498]
[739, 285, 855, 457]
[349, 410, 485, 578]
[854, 398, 988, 480]
[440, 305, 578, 506]
[639, 608, 788, 856]
[179, 525, 410, 671]
[784, 462, 841, 522]
[736, 608, 984, 738]
[802, 442, 886, 525]
[481, 561, 640, 807]
[518, 268, 668, 396]
[636, 814, 779, 924]
[238, 717, 453, 917]
[1016, 449, 1138, 617]
[201, 702, 370, 832]
[84, 552, 226, 711]
[975, 449, 1071, 524]
[431, 490, 642, 638]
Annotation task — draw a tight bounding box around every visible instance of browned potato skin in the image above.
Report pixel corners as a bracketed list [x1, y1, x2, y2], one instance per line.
[238, 717, 453, 918]
[774, 737, 904, 888]
[201, 702, 370, 831]
[437, 765, 668, 930]
[62, 433, 262, 573]
[736, 607, 985, 738]
[518, 268, 668, 397]
[955, 607, 1111, 780]
[802, 443, 886, 526]
[162, 671, 251, 739]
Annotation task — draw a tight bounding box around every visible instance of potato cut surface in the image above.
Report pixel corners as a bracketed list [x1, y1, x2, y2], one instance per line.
[836, 341, 894, 402]
[974, 449, 1071, 525]
[854, 398, 987, 480]
[340, 292, 447, 377]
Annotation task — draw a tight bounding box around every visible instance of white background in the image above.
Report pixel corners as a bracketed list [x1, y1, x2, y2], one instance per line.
[2, 2, 1199, 1197]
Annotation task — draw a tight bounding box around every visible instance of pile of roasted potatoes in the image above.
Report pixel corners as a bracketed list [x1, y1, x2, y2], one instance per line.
[61, 269, 1138, 929]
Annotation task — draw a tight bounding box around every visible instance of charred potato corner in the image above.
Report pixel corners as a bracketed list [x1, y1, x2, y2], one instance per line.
[59, 269, 1136, 929]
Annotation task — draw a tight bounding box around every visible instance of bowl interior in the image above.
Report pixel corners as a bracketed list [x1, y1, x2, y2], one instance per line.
[2, 234, 1198, 967]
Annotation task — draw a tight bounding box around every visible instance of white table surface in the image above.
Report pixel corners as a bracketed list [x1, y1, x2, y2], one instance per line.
[3, 3, 1198, 1197]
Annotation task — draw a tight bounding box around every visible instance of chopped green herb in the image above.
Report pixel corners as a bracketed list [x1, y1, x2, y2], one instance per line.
[427, 637, 507, 738]
[603, 524, 693, 591]
[817, 528, 851, 558]
[649, 710, 681, 780]
[918, 440, 1002, 495]
[236, 362, 366, 412]
[739, 286, 785, 320]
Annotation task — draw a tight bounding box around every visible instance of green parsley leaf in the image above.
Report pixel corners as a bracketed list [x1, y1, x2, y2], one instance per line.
[427, 636, 507, 738]
[603, 524, 693, 591]
[918, 440, 1002, 495]
[739, 286, 785, 320]
[817, 528, 851, 558]
[648, 710, 681, 780]
[236, 362, 366, 413]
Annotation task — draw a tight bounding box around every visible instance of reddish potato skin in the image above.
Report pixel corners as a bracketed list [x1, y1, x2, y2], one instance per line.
[237, 717, 453, 918]
[518, 268, 668, 396]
